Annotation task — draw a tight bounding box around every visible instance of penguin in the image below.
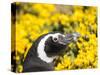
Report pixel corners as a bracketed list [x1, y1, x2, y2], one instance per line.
[22, 32, 80, 72]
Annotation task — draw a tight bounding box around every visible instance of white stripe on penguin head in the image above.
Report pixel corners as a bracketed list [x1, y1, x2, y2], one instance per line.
[37, 33, 62, 63]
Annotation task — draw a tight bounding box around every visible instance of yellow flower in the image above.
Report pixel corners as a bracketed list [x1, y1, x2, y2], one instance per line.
[39, 10, 50, 18]
[15, 56, 20, 61]
[74, 58, 83, 67]
[55, 63, 65, 70]
[42, 4, 56, 12]
[17, 65, 23, 73]
[62, 55, 71, 67]
[60, 14, 69, 25]
[16, 39, 29, 54]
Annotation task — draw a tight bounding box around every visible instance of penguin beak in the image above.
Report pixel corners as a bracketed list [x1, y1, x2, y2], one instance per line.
[58, 32, 80, 45]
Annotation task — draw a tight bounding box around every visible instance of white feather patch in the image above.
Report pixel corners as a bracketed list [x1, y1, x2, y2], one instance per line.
[37, 33, 61, 63]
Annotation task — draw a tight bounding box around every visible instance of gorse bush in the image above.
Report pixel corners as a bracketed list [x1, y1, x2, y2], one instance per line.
[11, 2, 97, 72]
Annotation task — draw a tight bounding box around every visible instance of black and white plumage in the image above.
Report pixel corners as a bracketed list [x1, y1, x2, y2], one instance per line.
[22, 32, 80, 72]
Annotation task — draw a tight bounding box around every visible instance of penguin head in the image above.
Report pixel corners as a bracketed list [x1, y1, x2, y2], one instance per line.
[44, 33, 69, 56]
[37, 32, 80, 63]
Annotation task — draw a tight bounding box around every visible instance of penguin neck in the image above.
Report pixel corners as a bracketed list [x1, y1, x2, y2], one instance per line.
[37, 34, 57, 63]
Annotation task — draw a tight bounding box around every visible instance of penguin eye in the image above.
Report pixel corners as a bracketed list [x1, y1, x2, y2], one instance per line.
[53, 37, 58, 42]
